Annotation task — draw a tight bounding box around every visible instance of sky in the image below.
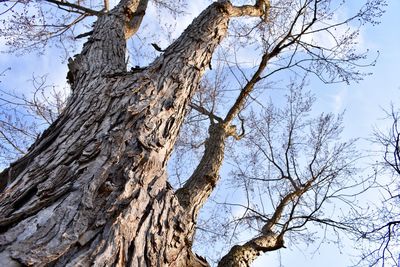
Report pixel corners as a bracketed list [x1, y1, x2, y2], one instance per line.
[0, 0, 399, 266]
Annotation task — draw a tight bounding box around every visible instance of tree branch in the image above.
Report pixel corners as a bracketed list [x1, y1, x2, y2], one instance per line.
[226, 0, 270, 19]
[175, 122, 227, 227]
[66, 0, 150, 89]
[189, 102, 224, 123]
[44, 0, 104, 16]
[218, 232, 284, 267]
[117, 0, 149, 39]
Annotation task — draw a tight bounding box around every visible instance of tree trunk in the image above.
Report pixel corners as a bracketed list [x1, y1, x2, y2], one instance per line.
[0, 1, 230, 266]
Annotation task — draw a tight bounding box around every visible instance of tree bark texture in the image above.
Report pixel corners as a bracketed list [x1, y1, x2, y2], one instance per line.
[175, 122, 227, 225]
[0, 2, 230, 266]
[218, 233, 284, 267]
[0, 0, 280, 265]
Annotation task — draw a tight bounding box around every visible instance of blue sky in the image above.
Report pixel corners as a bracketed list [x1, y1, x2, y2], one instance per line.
[0, 0, 399, 266]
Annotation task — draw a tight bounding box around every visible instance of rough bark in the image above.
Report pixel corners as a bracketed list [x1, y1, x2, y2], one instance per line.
[218, 233, 284, 267]
[0, 1, 230, 266]
[175, 123, 227, 224]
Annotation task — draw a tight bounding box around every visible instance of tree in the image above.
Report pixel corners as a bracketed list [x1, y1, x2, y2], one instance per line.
[0, 0, 385, 266]
[358, 107, 400, 266]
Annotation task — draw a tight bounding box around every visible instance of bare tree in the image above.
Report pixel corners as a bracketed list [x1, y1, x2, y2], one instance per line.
[188, 82, 366, 265]
[0, 0, 385, 266]
[358, 107, 400, 267]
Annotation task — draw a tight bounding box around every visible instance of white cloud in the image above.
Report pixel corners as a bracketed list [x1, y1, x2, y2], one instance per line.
[331, 87, 348, 113]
